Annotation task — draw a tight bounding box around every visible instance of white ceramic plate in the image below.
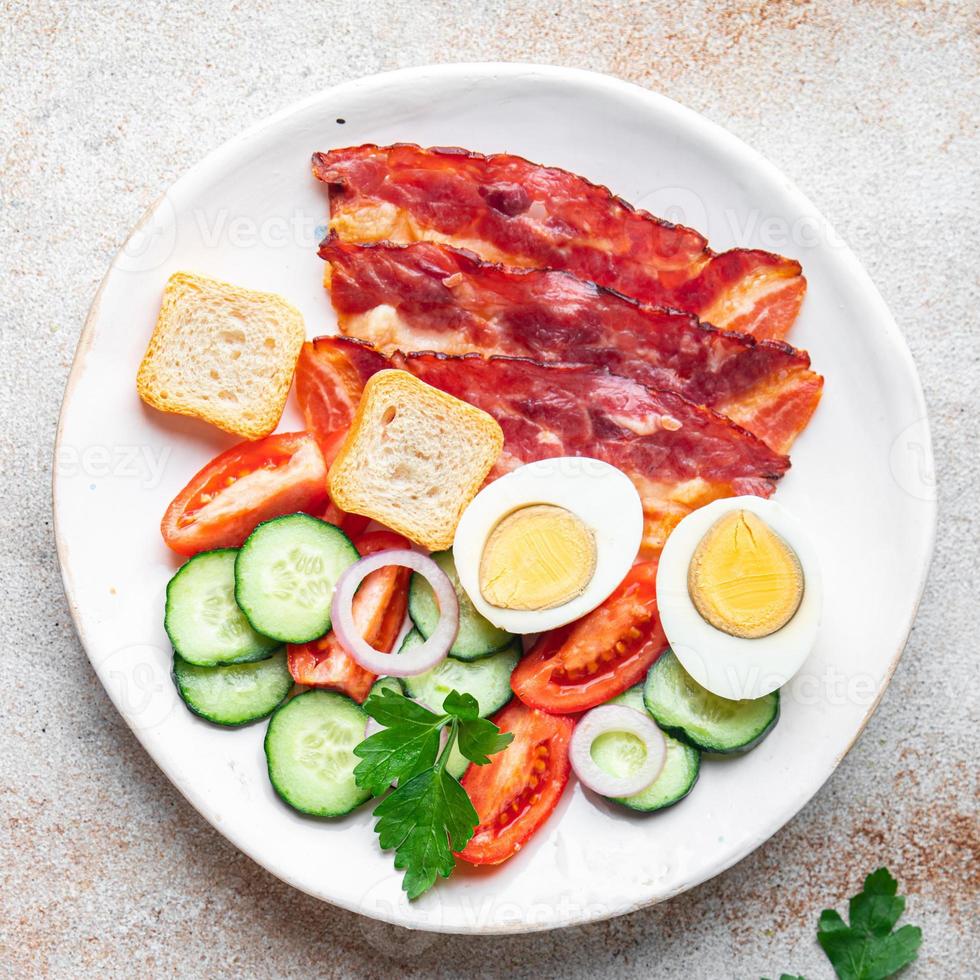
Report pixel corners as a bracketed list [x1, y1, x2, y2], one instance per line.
[54, 64, 936, 934]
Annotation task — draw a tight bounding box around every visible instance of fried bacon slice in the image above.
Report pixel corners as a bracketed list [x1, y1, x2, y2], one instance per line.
[312, 144, 806, 341]
[321, 238, 823, 454]
[300, 336, 789, 553]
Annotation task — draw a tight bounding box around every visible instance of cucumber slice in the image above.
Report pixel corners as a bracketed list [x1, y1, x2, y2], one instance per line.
[235, 514, 360, 644]
[408, 549, 514, 661]
[594, 686, 700, 812]
[444, 738, 469, 780]
[172, 649, 291, 726]
[264, 690, 371, 817]
[368, 676, 404, 699]
[643, 650, 779, 754]
[399, 629, 519, 717]
[165, 549, 280, 667]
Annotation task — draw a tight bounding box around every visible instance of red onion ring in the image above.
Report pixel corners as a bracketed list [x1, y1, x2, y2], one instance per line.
[570, 705, 667, 798]
[331, 550, 458, 677]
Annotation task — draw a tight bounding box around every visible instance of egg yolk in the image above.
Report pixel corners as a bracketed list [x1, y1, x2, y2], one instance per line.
[687, 510, 803, 639]
[479, 504, 597, 611]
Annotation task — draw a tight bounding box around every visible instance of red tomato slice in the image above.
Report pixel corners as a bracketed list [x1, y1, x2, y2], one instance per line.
[294, 337, 385, 466]
[511, 562, 667, 714]
[286, 531, 411, 702]
[457, 700, 574, 866]
[160, 432, 328, 556]
[321, 499, 371, 540]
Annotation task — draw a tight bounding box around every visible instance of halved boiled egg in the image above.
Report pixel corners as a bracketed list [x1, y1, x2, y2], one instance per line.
[453, 458, 643, 634]
[657, 496, 822, 700]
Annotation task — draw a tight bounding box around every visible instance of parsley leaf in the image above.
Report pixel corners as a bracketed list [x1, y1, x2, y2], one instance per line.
[354, 688, 513, 794]
[353, 687, 513, 898]
[765, 867, 921, 980]
[816, 868, 922, 980]
[353, 690, 446, 796]
[442, 689, 513, 764]
[442, 689, 480, 721]
[373, 764, 478, 899]
[363, 687, 439, 729]
[457, 715, 514, 765]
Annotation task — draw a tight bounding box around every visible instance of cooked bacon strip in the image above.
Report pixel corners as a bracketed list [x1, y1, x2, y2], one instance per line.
[312, 144, 806, 340]
[301, 337, 789, 552]
[321, 238, 823, 454]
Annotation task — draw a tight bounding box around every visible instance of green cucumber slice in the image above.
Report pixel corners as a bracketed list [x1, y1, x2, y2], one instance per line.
[643, 650, 779, 754]
[398, 628, 519, 717]
[367, 676, 404, 699]
[444, 738, 469, 780]
[594, 685, 700, 811]
[408, 549, 514, 661]
[235, 514, 359, 644]
[172, 649, 291, 726]
[264, 690, 371, 817]
[165, 549, 280, 667]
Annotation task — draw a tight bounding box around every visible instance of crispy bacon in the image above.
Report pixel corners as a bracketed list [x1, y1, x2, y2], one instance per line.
[312, 144, 806, 341]
[302, 337, 789, 553]
[321, 238, 823, 454]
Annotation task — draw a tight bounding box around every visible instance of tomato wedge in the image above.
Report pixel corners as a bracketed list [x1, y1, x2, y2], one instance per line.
[294, 337, 386, 466]
[511, 562, 667, 714]
[286, 531, 411, 701]
[321, 499, 371, 541]
[457, 701, 574, 866]
[160, 432, 328, 556]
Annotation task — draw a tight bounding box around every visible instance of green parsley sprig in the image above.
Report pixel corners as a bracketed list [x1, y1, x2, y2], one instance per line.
[816, 867, 922, 980]
[764, 867, 922, 980]
[353, 688, 513, 899]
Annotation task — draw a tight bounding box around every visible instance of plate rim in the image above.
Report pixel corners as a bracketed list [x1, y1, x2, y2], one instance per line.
[52, 62, 937, 934]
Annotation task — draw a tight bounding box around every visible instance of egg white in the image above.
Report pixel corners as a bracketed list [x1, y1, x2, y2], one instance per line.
[453, 458, 643, 634]
[656, 496, 823, 701]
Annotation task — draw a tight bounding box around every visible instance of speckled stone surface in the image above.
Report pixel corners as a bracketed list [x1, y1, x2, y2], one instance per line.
[1, 1, 977, 976]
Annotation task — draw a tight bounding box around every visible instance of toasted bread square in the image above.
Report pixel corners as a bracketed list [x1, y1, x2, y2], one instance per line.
[328, 370, 503, 550]
[137, 271, 306, 440]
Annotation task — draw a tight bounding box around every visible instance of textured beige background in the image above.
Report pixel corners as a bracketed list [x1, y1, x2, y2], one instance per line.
[2, 1, 978, 977]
